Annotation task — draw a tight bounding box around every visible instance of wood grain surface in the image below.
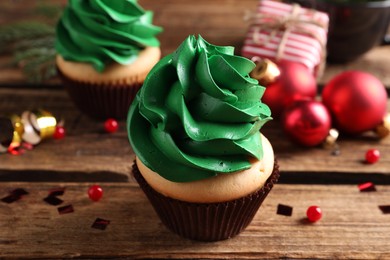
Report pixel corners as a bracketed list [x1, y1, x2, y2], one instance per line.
[0, 1, 390, 259]
[0, 182, 389, 259]
[0, 87, 389, 183]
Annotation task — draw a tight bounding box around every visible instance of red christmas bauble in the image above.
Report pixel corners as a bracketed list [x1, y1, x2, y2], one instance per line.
[53, 126, 66, 140]
[104, 118, 119, 133]
[88, 185, 103, 202]
[365, 149, 380, 164]
[322, 71, 387, 134]
[282, 100, 332, 147]
[306, 206, 322, 222]
[262, 61, 317, 118]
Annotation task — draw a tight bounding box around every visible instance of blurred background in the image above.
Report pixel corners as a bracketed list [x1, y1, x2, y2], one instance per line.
[0, 0, 389, 87]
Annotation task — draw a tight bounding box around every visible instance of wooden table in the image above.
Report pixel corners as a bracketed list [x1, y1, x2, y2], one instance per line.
[1, 1, 390, 259]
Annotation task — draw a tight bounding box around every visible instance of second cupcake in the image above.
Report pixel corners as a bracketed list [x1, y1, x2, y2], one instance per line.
[56, 0, 163, 120]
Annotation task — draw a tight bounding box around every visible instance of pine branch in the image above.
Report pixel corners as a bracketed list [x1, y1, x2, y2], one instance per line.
[14, 47, 56, 83]
[0, 22, 54, 45]
[0, 1, 64, 83]
[12, 36, 55, 53]
[14, 47, 54, 63]
[24, 58, 57, 83]
[0, 21, 57, 83]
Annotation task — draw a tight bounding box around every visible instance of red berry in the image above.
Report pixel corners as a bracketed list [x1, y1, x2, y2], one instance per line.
[53, 126, 66, 139]
[88, 185, 103, 201]
[104, 119, 119, 133]
[365, 149, 380, 164]
[306, 205, 322, 222]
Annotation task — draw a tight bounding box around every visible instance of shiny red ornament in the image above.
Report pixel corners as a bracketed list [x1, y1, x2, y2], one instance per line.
[322, 71, 387, 134]
[104, 119, 119, 133]
[365, 149, 380, 164]
[282, 100, 332, 147]
[306, 206, 322, 222]
[262, 60, 317, 118]
[53, 126, 66, 140]
[88, 185, 103, 202]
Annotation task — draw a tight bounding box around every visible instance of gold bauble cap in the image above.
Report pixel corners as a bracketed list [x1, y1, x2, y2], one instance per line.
[250, 58, 280, 86]
[375, 113, 390, 139]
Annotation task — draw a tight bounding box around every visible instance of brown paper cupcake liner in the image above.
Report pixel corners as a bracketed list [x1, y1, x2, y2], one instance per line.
[58, 69, 142, 120]
[132, 160, 280, 242]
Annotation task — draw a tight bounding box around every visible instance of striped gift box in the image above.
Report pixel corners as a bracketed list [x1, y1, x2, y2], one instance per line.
[241, 0, 329, 77]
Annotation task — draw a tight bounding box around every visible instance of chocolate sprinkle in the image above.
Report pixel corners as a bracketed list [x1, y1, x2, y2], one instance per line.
[1, 194, 21, 204]
[57, 205, 74, 215]
[358, 182, 376, 192]
[379, 205, 390, 214]
[43, 196, 64, 206]
[48, 187, 65, 197]
[1, 188, 29, 203]
[10, 188, 29, 197]
[276, 204, 293, 216]
[91, 218, 111, 230]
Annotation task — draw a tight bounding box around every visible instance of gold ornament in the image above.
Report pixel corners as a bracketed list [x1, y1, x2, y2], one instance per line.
[250, 58, 280, 86]
[10, 114, 24, 147]
[374, 113, 390, 139]
[21, 109, 57, 145]
[0, 109, 60, 155]
[323, 128, 340, 153]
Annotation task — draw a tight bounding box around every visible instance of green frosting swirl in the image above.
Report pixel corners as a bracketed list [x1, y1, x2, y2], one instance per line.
[56, 0, 162, 72]
[127, 35, 272, 182]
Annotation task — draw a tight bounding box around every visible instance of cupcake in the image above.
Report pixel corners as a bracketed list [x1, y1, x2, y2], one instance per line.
[56, 0, 163, 120]
[127, 35, 279, 241]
